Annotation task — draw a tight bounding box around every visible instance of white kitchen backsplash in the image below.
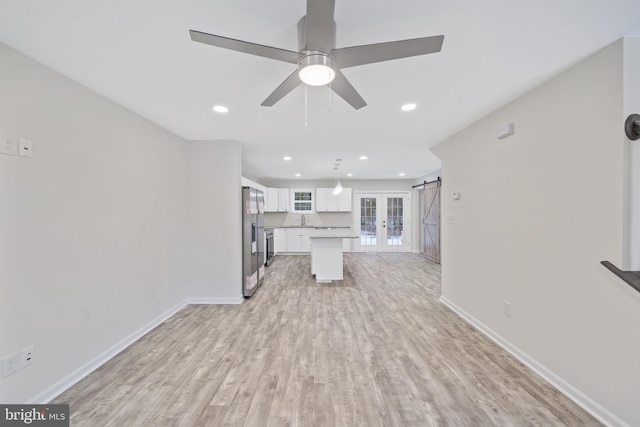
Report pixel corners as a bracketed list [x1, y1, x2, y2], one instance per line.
[264, 212, 351, 228]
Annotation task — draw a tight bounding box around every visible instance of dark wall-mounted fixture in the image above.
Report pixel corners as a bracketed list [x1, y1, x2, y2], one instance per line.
[625, 114, 640, 140]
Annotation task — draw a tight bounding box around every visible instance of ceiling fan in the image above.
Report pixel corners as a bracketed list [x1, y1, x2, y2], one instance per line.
[189, 0, 444, 110]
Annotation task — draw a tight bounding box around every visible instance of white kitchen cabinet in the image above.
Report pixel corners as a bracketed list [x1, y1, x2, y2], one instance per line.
[266, 188, 290, 212]
[315, 188, 352, 212]
[278, 188, 290, 211]
[285, 228, 311, 252]
[315, 188, 332, 212]
[274, 228, 287, 253]
[343, 237, 351, 252]
[337, 188, 352, 211]
[266, 188, 278, 212]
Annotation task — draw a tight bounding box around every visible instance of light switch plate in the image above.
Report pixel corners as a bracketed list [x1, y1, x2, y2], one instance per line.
[1, 135, 18, 156]
[19, 138, 33, 158]
[1, 352, 20, 378]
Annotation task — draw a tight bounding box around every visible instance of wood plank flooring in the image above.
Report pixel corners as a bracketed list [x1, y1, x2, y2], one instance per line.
[53, 253, 601, 426]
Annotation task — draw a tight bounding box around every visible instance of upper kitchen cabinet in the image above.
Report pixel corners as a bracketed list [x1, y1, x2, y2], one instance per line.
[266, 187, 290, 212]
[316, 188, 352, 212]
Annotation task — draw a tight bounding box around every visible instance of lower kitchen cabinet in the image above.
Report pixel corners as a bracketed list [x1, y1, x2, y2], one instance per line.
[274, 228, 351, 253]
[275, 228, 311, 253]
[274, 228, 287, 254]
[285, 228, 311, 252]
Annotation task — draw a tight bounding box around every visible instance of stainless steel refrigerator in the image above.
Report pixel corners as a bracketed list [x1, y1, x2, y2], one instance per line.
[242, 187, 265, 298]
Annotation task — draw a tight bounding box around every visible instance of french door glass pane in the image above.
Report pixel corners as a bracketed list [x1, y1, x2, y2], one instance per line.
[386, 197, 403, 246]
[360, 197, 377, 246]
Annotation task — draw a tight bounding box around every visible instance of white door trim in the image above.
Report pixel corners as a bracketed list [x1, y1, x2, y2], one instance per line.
[353, 191, 411, 252]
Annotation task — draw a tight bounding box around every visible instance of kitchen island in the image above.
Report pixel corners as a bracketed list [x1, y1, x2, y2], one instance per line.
[309, 228, 358, 283]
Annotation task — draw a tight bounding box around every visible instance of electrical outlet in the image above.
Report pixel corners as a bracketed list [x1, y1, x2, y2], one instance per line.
[504, 301, 512, 318]
[19, 138, 33, 158]
[0, 135, 18, 156]
[21, 345, 35, 367]
[1, 352, 20, 378]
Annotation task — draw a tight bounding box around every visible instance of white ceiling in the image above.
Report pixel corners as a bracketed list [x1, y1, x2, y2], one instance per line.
[1, 0, 639, 182]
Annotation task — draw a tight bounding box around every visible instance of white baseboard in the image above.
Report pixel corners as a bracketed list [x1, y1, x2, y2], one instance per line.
[188, 296, 244, 305]
[439, 296, 629, 427]
[30, 296, 247, 404]
[30, 300, 188, 404]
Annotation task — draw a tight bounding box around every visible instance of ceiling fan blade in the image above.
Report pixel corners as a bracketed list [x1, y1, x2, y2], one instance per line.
[331, 70, 367, 110]
[189, 30, 302, 64]
[332, 35, 444, 69]
[304, 0, 336, 51]
[261, 70, 302, 106]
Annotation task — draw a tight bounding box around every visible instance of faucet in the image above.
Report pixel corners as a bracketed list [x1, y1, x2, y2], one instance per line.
[301, 215, 306, 226]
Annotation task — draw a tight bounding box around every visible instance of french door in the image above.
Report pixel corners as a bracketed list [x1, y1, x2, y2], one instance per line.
[354, 193, 411, 252]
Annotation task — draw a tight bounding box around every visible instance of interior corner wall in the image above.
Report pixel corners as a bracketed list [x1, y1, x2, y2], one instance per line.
[623, 37, 640, 270]
[432, 38, 640, 426]
[187, 140, 243, 302]
[0, 42, 189, 403]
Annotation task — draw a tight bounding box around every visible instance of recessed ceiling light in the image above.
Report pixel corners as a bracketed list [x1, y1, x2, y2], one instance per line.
[295, 173, 301, 177]
[283, 156, 292, 161]
[212, 105, 229, 113]
[359, 155, 368, 160]
[401, 103, 417, 112]
[347, 173, 353, 177]
[399, 172, 406, 177]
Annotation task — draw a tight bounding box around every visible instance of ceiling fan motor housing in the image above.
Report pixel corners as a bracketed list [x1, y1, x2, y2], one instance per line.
[298, 16, 336, 52]
[297, 16, 337, 86]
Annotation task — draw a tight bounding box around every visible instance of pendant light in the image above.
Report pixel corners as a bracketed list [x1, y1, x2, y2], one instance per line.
[332, 180, 343, 195]
[332, 160, 343, 195]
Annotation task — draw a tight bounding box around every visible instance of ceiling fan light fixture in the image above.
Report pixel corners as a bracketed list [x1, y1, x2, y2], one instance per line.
[298, 53, 336, 86]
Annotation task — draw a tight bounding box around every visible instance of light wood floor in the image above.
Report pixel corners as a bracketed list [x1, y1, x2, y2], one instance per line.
[54, 253, 600, 426]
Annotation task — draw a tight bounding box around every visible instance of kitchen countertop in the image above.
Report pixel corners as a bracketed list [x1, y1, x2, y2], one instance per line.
[309, 228, 358, 239]
[268, 225, 352, 229]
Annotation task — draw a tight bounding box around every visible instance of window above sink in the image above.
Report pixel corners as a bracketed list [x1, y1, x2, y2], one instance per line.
[291, 189, 314, 213]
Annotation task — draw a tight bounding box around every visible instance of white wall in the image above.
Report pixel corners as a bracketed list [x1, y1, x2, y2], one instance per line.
[0, 43, 189, 403]
[187, 141, 243, 303]
[432, 38, 640, 426]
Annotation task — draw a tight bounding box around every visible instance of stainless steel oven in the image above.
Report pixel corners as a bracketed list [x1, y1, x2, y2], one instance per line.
[265, 229, 274, 266]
